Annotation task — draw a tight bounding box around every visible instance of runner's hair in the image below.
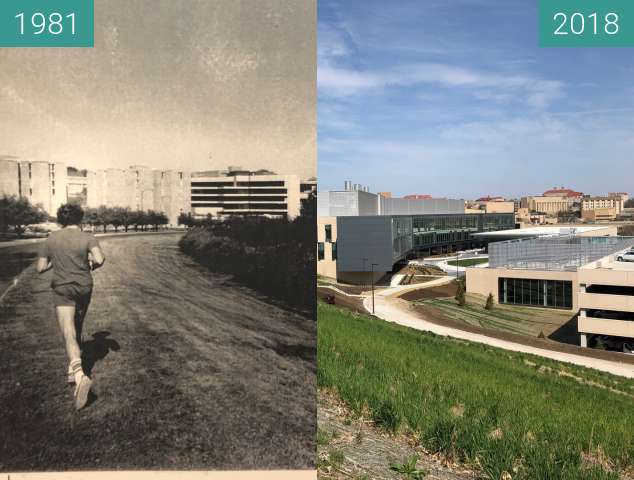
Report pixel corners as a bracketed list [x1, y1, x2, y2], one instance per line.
[57, 203, 85, 227]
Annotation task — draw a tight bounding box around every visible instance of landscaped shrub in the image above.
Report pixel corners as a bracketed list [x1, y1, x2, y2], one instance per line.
[178, 209, 315, 314]
[485, 292, 494, 310]
[455, 279, 466, 306]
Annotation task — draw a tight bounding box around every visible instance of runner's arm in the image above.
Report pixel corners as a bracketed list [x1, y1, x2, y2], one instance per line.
[89, 246, 106, 270]
[36, 256, 52, 274]
[36, 240, 52, 273]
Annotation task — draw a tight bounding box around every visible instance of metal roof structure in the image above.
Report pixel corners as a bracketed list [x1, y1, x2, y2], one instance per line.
[488, 235, 634, 271]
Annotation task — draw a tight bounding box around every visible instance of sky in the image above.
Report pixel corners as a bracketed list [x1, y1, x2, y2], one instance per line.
[0, 0, 315, 179]
[318, 0, 634, 199]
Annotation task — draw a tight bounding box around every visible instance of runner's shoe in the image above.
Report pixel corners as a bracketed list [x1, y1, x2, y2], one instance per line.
[74, 375, 92, 410]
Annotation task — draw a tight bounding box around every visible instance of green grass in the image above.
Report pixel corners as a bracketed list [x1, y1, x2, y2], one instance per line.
[318, 303, 634, 479]
[446, 257, 489, 267]
[421, 295, 573, 338]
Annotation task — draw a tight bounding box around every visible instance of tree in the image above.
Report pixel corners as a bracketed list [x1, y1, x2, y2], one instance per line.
[129, 210, 146, 231]
[146, 210, 169, 231]
[300, 191, 316, 219]
[120, 207, 134, 232]
[485, 292, 494, 310]
[146, 210, 158, 231]
[83, 208, 100, 231]
[178, 212, 194, 228]
[455, 278, 466, 307]
[157, 212, 169, 230]
[109, 207, 126, 232]
[96, 205, 111, 233]
[0, 195, 45, 236]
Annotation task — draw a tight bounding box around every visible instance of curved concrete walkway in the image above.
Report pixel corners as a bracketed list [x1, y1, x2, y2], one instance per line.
[410, 254, 488, 277]
[364, 286, 634, 379]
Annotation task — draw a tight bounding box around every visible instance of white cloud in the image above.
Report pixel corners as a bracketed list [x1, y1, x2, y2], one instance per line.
[318, 62, 565, 109]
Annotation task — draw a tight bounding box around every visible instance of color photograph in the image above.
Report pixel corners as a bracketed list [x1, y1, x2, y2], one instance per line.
[316, 1, 634, 479]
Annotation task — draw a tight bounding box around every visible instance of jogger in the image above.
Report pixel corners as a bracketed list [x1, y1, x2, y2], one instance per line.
[36, 203, 105, 410]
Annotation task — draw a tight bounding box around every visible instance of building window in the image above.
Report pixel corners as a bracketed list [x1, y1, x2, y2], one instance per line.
[29, 188, 32, 196]
[331, 242, 337, 261]
[318, 242, 325, 261]
[325, 224, 332, 242]
[498, 278, 572, 310]
[52, 189, 55, 196]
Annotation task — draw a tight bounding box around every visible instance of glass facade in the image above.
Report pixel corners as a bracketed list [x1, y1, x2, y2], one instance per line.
[391, 216, 413, 259]
[498, 277, 573, 310]
[410, 214, 515, 250]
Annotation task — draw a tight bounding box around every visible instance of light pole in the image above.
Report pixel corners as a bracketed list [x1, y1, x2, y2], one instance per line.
[362, 257, 368, 291]
[456, 250, 460, 278]
[371, 263, 378, 314]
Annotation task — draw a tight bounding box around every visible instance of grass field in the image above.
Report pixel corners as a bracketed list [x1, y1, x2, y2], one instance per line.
[0, 235, 315, 471]
[419, 294, 573, 338]
[446, 258, 489, 267]
[318, 303, 634, 479]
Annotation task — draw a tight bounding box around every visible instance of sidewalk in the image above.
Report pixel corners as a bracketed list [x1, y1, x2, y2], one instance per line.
[363, 294, 634, 379]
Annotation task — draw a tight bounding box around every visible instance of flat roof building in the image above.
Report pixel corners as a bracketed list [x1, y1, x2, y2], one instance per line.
[318, 211, 515, 284]
[467, 231, 634, 349]
[190, 172, 302, 219]
[0, 158, 308, 224]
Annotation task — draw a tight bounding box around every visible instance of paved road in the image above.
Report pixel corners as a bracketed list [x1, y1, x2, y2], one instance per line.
[0, 234, 315, 470]
[363, 293, 634, 379]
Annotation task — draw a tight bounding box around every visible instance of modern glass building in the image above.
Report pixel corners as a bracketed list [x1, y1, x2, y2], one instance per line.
[498, 277, 573, 309]
[319, 212, 515, 283]
[411, 213, 514, 253]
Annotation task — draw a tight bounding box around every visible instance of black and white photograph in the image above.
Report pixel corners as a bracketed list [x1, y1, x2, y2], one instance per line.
[0, 0, 316, 475]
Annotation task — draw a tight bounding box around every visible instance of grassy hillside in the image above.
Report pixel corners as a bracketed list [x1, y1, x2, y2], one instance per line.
[446, 258, 489, 267]
[419, 296, 573, 338]
[318, 303, 634, 479]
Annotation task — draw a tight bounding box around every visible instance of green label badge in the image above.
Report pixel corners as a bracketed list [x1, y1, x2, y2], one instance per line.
[540, 0, 634, 47]
[0, 0, 94, 47]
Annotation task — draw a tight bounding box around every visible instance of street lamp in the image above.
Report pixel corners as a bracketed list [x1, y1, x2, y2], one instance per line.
[456, 250, 460, 278]
[371, 263, 378, 314]
[362, 257, 368, 291]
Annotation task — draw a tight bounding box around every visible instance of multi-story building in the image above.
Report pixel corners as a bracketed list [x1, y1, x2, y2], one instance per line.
[190, 171, 302, 219]
[609, 192, 629, 204]
[582, 208, 617, 222]
[582, 196, 624, 216]
[317, 183, 515, 284]
[0, 157, 20, 197]
[0, 158, 307, 225]
[0, 159, 67, 216]
[466, 231, 634, 349]
[318, 212, 515, 284]
[467, 200, 515, 214]
[521, 196, 571, 217]
[318, 187, 465, 217]
[543, 188, 583, 201]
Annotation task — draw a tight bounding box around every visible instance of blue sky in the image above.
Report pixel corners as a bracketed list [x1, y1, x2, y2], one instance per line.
[318, 0, 634, 199]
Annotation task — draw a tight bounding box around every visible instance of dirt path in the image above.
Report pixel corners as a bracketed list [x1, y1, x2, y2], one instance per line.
[0, 234, 315, 471]
[317, 391, 480, 480]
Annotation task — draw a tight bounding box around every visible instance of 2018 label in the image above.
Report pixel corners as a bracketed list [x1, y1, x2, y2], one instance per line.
[553, 12, 619, 36]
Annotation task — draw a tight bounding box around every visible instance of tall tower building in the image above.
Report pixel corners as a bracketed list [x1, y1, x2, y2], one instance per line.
[0, 158, 20, 197]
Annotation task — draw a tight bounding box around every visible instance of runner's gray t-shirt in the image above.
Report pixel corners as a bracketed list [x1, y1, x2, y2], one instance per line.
[39, 229, 100, 288]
